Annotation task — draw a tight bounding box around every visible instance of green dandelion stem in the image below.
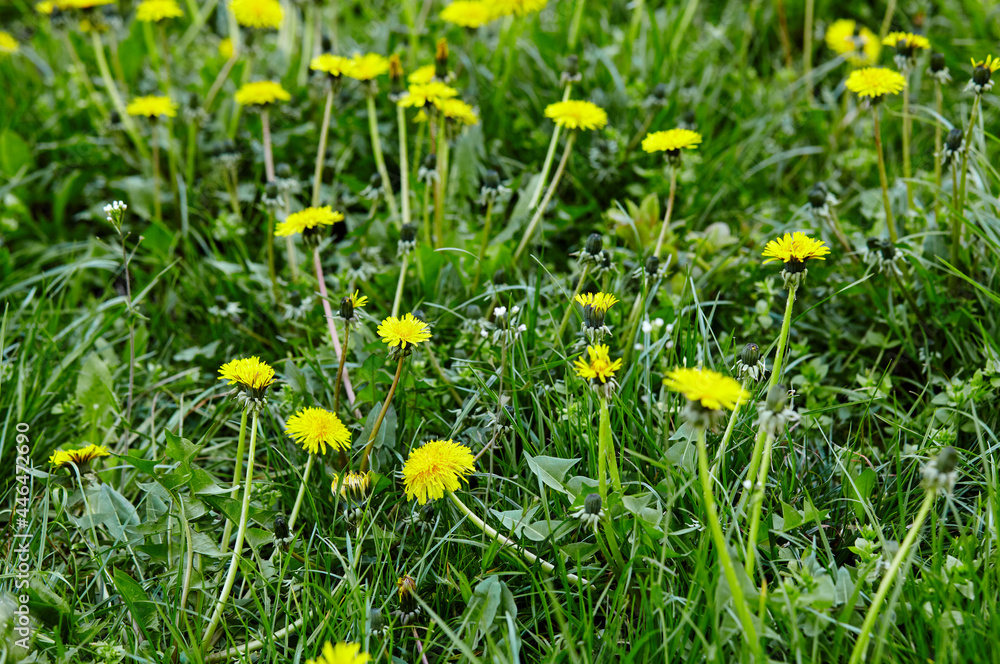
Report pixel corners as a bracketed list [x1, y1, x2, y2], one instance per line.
[220, 409, 249, 555]
[955, 94, 981, 228]
[333, 323, 350, 415]
[556, 263, 590, 340]
[599, 398, 623, 496]
[283, 194, 299, 282]
[185, 120, 198, 189]
[367, 93, 399, 224]
[472, 197, 495, 291]
[398, 103, 412, 227]
[902, 78, 914, 214]
[744, 430, 775, 579]
[849, 490, 935, 664]
[696, 426, 762, 659]
[433, 116, 450, 248]
[151, 130, 162, 224]
[448, 491, 587, 586]
[313, 248, 359, 411]
[711, 378, 750, 479]
[743, 283, 796, 509]
[288, 453, 314, 530]
[261, 109, 275, 183]
[528, 83, 572, 211]
[804, 0, 814, 103]
[653, 166, 677, 259]
[873, 108, 898, 243]
[392, 254, 409, 318]
[203, 53, 239, 113]
[932, 81, 943, 223]
[514, 131, 576, 263]
[63, 34, 108, 119]
[266, 209, 277, 303]
[312, 88, 335, 207]
[204, 409, 261, 646]
[421, 172, 433, 248]
[90, 32, 149, 162]
[359, 354, 405, 473]
[142, 21, 162, 82]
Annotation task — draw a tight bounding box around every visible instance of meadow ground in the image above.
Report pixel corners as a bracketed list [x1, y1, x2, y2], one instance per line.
[1, 0, 999, 662]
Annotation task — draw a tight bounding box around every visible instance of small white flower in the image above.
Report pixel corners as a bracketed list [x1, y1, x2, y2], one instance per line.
[510, 306, 520, 315]
[641, 320, 653, 334]
[494, 306, 507, 318]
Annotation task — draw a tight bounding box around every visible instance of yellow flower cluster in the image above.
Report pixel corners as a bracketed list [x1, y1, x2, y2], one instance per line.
[346, 53, 391, 81]
[825, 18, 880, 66]
[285, 407, 350, 455]
[664, 367, 748, 412]
[402, 439, 475, 504]
[136, 0, 183, 22]
[49, 444, 111, 468]
[761, 232, 831, 265]
[440, 1, 494, 28]
[544, 100, 608, 131]
[234, 81, 290, 106]
[642, 128, 702, 153]
[218, 356, 276, 391]
[305, 642, 370, 664]
[230, 0, 283, 29]
[126, 95, 178, 118]
[845, 67, 907, 99]
[274, 206, 344, 237]
[310, 54, 351, 77]
[377, 313, 432, 350]
[0, 31, 18, 55]
[574, 344, 623, 384]
[575, 292, 619, 312]
[882, 32, 930, 50]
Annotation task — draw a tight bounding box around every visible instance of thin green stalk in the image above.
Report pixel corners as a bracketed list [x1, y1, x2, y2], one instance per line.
[556, 264, 590, 339]
[151, 130, 162, 223]
[203, 409, 261, 646]
[359, 354, 405, 472]
[599, 398, 622, 495]
[367, 92, 399, 223]
[528, 84, 572, 211]
[873, 108, 898, 243]
[567, 0, 586, 51]
[287, 454, 314, 530]
[433, 116, 449, 247]
[902, 78, 914, 214]
[744, 430, 775, 577]
[391, 254, 409, 318]
[448, 491, 587, 586]
[513, 131, 576, 263]
[90, 32, 149, 161]
[312, 89, 335, 207]
[711, 378, 751, 478]
[653, 167, 677, 259]
[932, 81, 943, 223]
[696, 427, 762, 660]
[472, 198, 494, 290]
[804, 0, 814, 103]
[314, 248, 358, 411]
[185, 120, 197, 187]
[742, 283, 797, 508]
[333, 323, 350, 415]
[955, 95, 981, 220]
[398, 103, 411, 227]
[848, 491, 935, 664]
[220, 409, 249, 554]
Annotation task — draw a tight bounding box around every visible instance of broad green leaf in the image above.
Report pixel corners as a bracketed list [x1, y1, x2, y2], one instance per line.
[163, 429, 201, 467]
[525, 454, 579, 496]
[111, 568, 158, 637]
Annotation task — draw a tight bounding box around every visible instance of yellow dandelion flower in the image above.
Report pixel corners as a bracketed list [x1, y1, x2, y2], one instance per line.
[491, 0, 546, 17]
[377, 313, 432, 350]
[310, 53, 351, 77]
[346, 52, 390, 81]
[218, 37, 234, 59]
[49, 444, 111, 468]
[218, 356, 276, 391]
[663, 367, 748, 411]
[435, 97, 478, 125]
[544, 100, 607, 131]
[136, 0, 182, 22]
[642, 128, 702, 153]
[407, 65, 435, 84]
[971, 54, 1000, 72]
[761, 231, 831, 265]
[347, 290, 369, 309]
[398, 81, 459, 108]
[305, 642, 370, 664]
[574, 292, 619, 313]
[55, 0, 114, 9]
[230, 0, 282, 29]
[0, 31, 18, 55]
[845, 67, 907, 99]
[234, 80, 290, 106]
[126, 95, 178, 118]
[331, 470, 371, 499]
[36, 2, 55, 15]
[274, 206, 344, 237]
[441, 1, 493, 28]
[285, 407, 350, 455]
[825, 18, 880, 66]
[882, 32, 929, 50]
[402, 439, 475, 504]
[573, 344, 623, 384]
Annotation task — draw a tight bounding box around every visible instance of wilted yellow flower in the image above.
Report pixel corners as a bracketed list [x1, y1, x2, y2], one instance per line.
[274, 206, 344, 237]
[825, 18, 880, 66]
[761, 231, 831, 265]
[126, 95, 178, 118]
[544, 100, 607, 131]
[234, 80, 290, 106]
[311, 53, 351, 77]
[0, 31, 18, 55]
[285, 407, 350, 455]
[642, 128, 702, 153]
[845, 67, 906, 100]
[402, 439, 475, 504]
[441, 1, 493, 28]
[49, 444, 111, 468]
[305, 642, 370, 664]
[971, 54, 1000, 72]
[664, 367, 748, 412]
[574, 292, 619, 312]
[573, 344, 623, 384]
[331, 471, 371, 500]
[346, 53, 390, 81]
[377, 313, 432, 350]
[347, 290, 369, 309]
[136, 0, 183, 22]
[436, 98, 478, 125]
[230, 0, 282, 29]
[398, 81, 459, 108]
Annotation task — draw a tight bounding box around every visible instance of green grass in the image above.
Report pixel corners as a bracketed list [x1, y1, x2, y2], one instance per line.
[2, 0, 1000, 662]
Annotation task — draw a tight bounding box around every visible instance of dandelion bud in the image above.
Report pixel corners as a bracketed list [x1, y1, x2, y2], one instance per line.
[339, 296, 354, 321]
[584, 493, 602, 515]
[645, 255, 660, 278]
[483, 169, 500, 191]
[424, 153, 437, 170]
[735, 342, 765, 382]
[369, 608, 386, 635]
[435, 38, 449, 80]
[401, 223, 417, 242]
[740, 342, 761, 367]
[866, 237, 883, 253]
[973, 63, 992, 88]
[397, 574, 418, 612]
[808, 183, 828, 208]
[492, 267, 506, 285]
[349, 252, 363, 270]
[930, 52, 946, 73]
[572, 492, 604, 528]
[561, 54, 581, 84]
[276, 163, 292, 179]
[946, 127, 964, 152]
[922, 446, 959, 494]
[412, 309, 427, 323]
[935, 446, 958, 475]
[273, 513, 290, 541]
[597, 250, 613, 275]
[583, 304, 605, 330]
[465, 304, 482, 319]
[764, 384, 788, 413]
[265, 181, 280, 198]
[585, 233, 603, 256]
